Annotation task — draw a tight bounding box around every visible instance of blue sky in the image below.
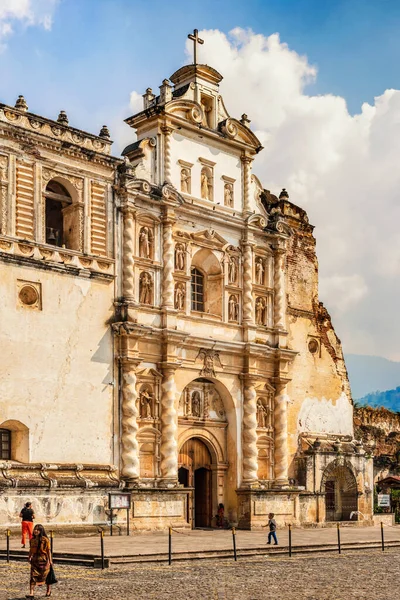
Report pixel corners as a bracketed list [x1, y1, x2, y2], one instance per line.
[2, 0, 400, 137]
[1, 0, 400, 366]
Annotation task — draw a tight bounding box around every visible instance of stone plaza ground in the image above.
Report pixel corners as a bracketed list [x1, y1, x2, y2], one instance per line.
[0, 549, 398, 600]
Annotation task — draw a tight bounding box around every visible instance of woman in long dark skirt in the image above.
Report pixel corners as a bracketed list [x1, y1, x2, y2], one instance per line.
[26, 524, 52, 598]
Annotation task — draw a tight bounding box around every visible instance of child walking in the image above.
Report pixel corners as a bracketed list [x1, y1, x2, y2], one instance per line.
[265, 512, 278, 545]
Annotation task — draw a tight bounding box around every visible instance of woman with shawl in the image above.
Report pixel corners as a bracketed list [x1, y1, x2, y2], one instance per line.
[26, 524, 52, 598]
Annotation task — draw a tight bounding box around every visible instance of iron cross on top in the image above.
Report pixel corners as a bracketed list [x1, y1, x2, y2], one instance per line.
[188, 28, 204, 65]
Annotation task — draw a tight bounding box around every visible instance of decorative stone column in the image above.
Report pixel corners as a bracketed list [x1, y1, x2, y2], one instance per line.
[122, 206, 135, 301]
[273, 382, 289, 486]
[120, 358, 141, 481]
[241, 154, 252, 214]
[242, 376, 258, 485]
[161, 126, 173, 183]
[160, 365, 178, 483]
[274, 246, 286, 330]
[242, 241, 254, 324]
[162, 212, 175, 308]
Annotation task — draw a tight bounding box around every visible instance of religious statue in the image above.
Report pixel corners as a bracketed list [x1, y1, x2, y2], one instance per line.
[197, 348, 222, 378]
[184, 391, 192, 417]
[180, 168, 191, 194]
[140, 389, 153, 419]
[139, 272, 153, 304]
[255, 297, 266, 325]
[174, 283, 185, 311]
[201, 101, 212, 128]
[255, 258, 264, 285]
[192, 391, 201, 417]
[228, 255, 238, 284]
[201, 168, 212, 201]
[228, 295, 239, 322]
[139, 226, 152, 259]
[257, 398, 267, 428]
[224, 183, 233, 207]
[175, 243, 186, 271]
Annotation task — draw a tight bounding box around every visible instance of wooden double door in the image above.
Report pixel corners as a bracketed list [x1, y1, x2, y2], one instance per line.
[178, 438, 212, 528]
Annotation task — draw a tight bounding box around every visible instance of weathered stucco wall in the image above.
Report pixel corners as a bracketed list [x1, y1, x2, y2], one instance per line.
[0, 264, 114, 464]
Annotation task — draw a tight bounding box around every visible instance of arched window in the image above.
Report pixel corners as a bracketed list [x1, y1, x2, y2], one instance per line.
[44, 180, 72, 247]
[0, 429, 11, 460]
[191, 267, 204, 312]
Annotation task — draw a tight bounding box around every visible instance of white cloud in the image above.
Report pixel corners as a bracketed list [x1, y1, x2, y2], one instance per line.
[126, 27, 399, 359]
[0, 0, 57, 49]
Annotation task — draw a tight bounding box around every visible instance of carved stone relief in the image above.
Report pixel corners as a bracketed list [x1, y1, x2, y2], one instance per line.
[138, 226, 153, 259]
[180, 168, 191, 194]
[228, 294, 239, 322]
[179, 381, 226, 421]
[196, 349, 222, 378]
[224, 183, 234, 207]
[139, 271, 153, 305]
[228, 255, 238, 284]
[174, 282, 185, 311]
[255, 297, 267, 325]
[200, 167, 213, 201]
[174, 243, 186, 271]
[255, 257, 265, 286]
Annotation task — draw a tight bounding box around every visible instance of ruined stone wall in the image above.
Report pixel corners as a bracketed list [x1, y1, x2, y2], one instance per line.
[354, 406, 400, 481]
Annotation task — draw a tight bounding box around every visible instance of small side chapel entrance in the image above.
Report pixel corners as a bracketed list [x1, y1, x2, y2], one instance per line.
[323, 463, 358, 521]
[178, 438, 213, 528]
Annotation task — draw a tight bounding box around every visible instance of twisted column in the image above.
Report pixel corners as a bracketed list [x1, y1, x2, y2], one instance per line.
[242, 241, 254, 324]
[242, 378, 258, 484]
[120, 361, 140, 481]
[122, 207, 135, 300]
[162, 126, 173, 183]
[241, 155, 252, 213]
[162, 215, 175, 308]
[274, 248, 286, 330]
[160, 367, 178, 481]
[274, 383, 289, 485]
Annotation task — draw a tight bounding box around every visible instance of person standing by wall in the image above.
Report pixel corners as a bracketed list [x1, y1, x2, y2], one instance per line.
[20, 502, 35, 548]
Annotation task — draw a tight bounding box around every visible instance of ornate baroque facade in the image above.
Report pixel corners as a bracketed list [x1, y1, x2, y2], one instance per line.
[0, 48, 373, 529]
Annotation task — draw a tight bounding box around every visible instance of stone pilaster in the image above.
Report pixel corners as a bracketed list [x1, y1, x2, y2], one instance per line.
[242, 241, 254, 324]
[161, 212, 175, 308]
[122, 206, 135, 301]
[241, 154, 252, 214]
[120, 358, 141, 481]
[242, 376, 258, 485]
[274, 246, 286, 330]
[273, 382, 289, 486]
[160, 365, 178, 483]
[162, 126, 173, 183]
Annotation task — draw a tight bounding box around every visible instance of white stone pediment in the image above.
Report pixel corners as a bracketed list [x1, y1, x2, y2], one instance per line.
[191, 229, 229, 249]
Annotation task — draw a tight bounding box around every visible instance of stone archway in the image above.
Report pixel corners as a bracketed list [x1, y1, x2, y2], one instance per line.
[321, 460, 358, 521]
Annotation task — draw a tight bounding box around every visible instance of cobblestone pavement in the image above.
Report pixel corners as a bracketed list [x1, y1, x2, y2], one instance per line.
[0, 549, 398, 600]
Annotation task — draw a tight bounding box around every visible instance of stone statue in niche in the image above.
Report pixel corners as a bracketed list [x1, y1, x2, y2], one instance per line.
[174, 283, 185, 311]
[175, 243, 186, 271]
[228, 295, 239, 322]
[201, 168, 212, 201]
[140, 388, 153, 419]
[228, 255, 238, 284]
[180, 168, 191, 194]
[192, 391, 201, 417]
[255, 297, 266, 325]
[139, 226, 152, 259]
[255, 258, 264, 285]
[224, 183, 234, 207]
[201, 98, 212, 128]
[257, 398, 267, 428]
[139, 272, 153, 305]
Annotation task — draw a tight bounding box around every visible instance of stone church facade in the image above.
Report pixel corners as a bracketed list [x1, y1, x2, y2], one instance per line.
[0, 51, 373, 530]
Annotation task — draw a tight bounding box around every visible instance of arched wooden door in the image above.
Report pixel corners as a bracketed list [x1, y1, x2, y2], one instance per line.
[178, 438, 212, 528]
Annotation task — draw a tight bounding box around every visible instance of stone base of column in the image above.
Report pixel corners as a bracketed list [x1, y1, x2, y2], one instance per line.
[158, 479, 179, 489]
[273, 478, 290, 489]
[236, 488, 301, 530]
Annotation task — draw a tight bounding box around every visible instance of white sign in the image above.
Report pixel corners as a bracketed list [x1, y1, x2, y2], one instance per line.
[109, 493, 131, 509]
[378, 494, 391, 508]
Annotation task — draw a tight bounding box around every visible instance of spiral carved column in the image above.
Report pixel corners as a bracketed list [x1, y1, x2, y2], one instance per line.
[241, 155, 252, 214]
[120, 361, 140, 481]
[162, 215, 175, 308]
[274, 249, 286, 330]
[122, 207, 135, 300]
[242, 241, 254, 324]
[242, 378, 258, 484]
[273, 383, 289, 485]
[162, 126, 172, 183]
[160, 367, 178, 481]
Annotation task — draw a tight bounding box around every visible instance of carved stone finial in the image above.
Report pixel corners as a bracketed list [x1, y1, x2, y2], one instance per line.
[99, 125, 110, 139]
[240, 113, 251, 127]
[57, 110, 69, 126]
[143, 87, 156, 109]
[15, 95, 28, 112]
[159, 79, 173, 104]
[279, 188, 289, 200]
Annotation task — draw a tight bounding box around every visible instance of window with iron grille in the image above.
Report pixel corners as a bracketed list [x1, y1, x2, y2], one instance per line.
[191, 267, 204, 312]
[0, 429, 11, 460]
